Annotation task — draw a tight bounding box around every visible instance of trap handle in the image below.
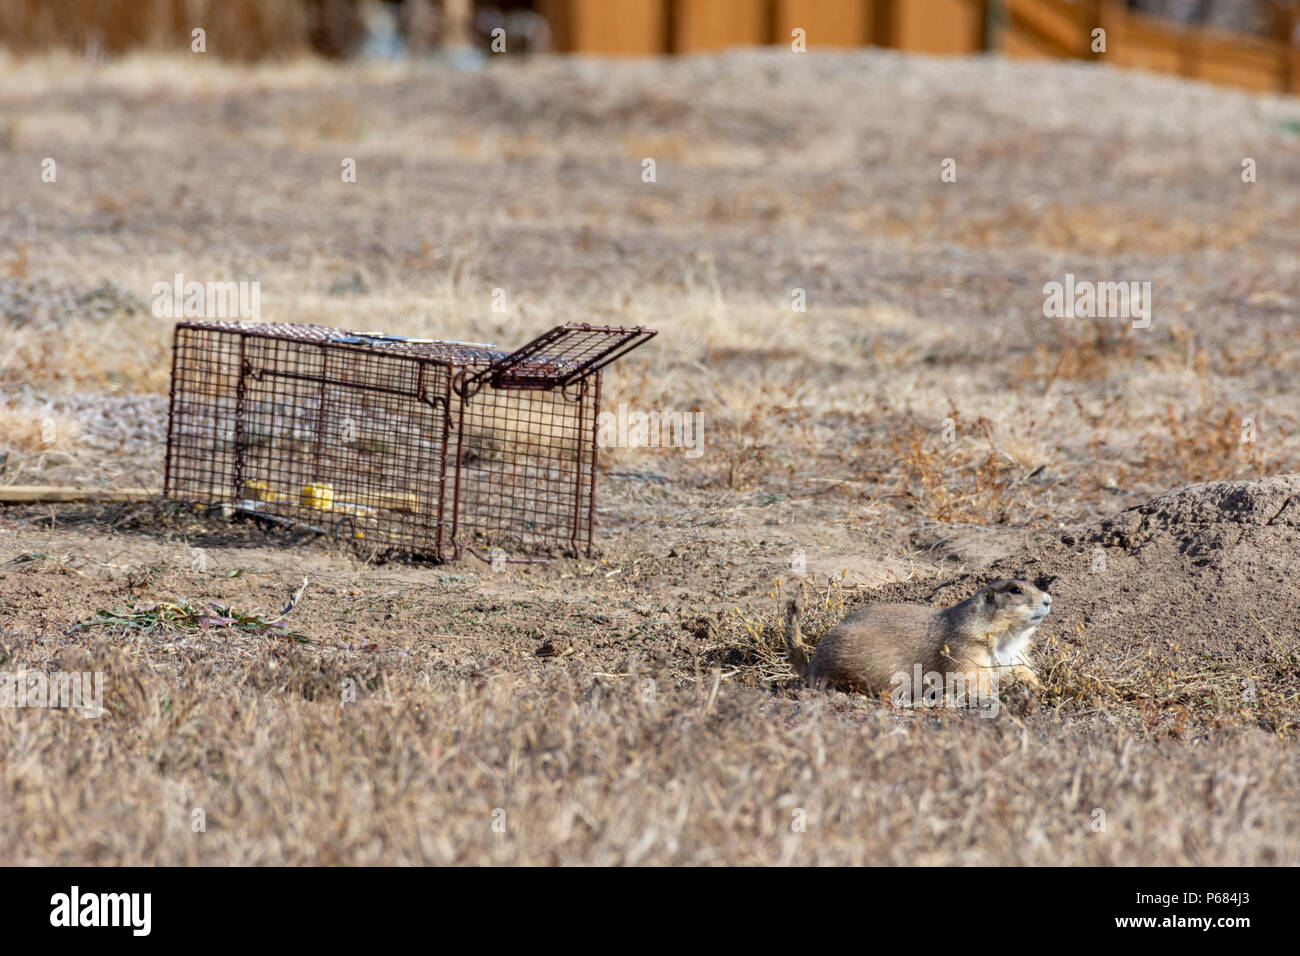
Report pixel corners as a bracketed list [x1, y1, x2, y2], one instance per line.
[459, 324, 657, 394]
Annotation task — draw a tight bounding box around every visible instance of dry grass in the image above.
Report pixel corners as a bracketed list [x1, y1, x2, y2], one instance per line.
[1033, 626, 1300, 740]
[0, 402, 81, 455]
[3, 622, 1298, 865]
[0, 313, 171, 394]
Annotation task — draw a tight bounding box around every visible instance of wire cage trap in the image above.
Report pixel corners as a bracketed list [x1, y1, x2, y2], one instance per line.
[163, 320, 657, 561]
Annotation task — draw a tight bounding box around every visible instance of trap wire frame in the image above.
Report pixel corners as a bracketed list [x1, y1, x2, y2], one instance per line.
[163, 320, 657, 561]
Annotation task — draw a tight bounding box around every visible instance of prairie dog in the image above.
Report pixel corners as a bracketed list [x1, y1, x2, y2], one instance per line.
[785, 578, 1050, 697]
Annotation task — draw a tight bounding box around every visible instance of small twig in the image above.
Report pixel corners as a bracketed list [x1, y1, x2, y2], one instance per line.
[702, 667, 722, 712]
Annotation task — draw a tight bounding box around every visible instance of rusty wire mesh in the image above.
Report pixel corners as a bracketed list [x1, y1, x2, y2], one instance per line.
[164, 320, 655, 560]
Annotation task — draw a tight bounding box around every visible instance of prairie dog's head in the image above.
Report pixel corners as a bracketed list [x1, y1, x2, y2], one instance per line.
[973, 578, 1051, 637]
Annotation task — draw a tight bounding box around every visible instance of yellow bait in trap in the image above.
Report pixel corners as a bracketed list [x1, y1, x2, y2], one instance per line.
[301, 482, 334, 510]
[243, 480, 276, 502]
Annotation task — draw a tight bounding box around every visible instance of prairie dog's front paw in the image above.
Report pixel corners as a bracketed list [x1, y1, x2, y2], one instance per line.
[1010, 664, 1041, 692]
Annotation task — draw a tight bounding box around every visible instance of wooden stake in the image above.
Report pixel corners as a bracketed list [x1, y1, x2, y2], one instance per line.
[0, 486, 157, 504]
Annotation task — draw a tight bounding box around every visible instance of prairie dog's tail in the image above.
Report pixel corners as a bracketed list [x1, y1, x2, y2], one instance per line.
[784, 587, 810, 679]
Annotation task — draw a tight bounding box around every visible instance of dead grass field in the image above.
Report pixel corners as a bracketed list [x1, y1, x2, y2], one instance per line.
[2, 48, 1300, 864]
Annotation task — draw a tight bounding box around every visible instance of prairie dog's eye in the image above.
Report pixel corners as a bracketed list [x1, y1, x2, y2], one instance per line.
[1009, 585, 1022, 595]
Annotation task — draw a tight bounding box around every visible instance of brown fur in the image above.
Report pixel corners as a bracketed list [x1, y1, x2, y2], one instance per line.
[785, 579, 1051, 697]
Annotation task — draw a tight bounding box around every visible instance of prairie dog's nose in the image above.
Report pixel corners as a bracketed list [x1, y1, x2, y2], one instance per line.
[1041, 593, 1052, 606]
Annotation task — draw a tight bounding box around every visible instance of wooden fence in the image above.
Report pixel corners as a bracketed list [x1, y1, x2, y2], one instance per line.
[539, 0, 990, 55]
[540, 0, 1299, 96]
[1001, 0, 1300, 94]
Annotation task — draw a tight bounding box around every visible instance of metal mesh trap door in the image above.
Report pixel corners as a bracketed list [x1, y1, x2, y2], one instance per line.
[448, 375, 599, 559]
[448, 324, 657, 560]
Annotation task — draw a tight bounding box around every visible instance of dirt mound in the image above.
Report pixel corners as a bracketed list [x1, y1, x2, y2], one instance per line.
[847, 476, 1300, 724]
